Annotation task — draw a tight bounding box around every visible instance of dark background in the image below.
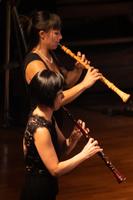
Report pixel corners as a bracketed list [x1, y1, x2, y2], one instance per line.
[0, 2, 133, 200]
[0, 0, 133, 125]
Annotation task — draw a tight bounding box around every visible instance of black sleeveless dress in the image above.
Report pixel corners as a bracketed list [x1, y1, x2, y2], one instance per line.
[21, 115, 60, 200]
[23, 52, 64, 129]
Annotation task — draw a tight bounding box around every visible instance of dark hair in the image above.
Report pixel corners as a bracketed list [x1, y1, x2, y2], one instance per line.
[29, 70, 64, 108]
[23, 10, 61, 51]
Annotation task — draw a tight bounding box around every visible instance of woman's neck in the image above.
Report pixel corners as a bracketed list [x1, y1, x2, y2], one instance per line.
[33, 105, 53, 122]
[33, 47, 53, 64]
[33, 44, 50, 57]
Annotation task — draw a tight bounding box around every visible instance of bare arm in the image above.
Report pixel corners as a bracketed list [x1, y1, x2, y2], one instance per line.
[34, 127, 102, 177]
[61, 67, 83, 88]
[25, 60, 46, 84]
[61, 51, 90, 88]
[55, 119, 87, 155]
[61, 67, 102, 106]
[25, 60, 102, 106]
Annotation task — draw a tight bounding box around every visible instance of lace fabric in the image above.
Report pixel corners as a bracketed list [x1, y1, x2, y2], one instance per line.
[23, 115, 59, 176]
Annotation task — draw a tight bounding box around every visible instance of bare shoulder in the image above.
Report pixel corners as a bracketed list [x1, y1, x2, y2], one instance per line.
[25, 60, 47, 84]
[34, 127, 52, 144]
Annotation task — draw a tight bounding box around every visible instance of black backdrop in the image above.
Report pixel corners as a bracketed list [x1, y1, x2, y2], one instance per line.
[0, 0, 57, 125]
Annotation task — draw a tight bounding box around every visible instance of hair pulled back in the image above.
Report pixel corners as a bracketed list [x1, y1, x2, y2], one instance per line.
[21, 10, 61, 51]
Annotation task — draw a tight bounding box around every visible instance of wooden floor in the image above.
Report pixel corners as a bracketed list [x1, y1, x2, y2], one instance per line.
[0, 102, 133, 200]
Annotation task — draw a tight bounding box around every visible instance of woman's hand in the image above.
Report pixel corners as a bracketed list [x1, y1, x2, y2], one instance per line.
[75, 51, 91, 69]
[74, 51, 102, 88]
[72, 119, 89, 140]
[82, 66, 102, 89]
[66, 119, 89, 154]
[81, 137, 103, 159]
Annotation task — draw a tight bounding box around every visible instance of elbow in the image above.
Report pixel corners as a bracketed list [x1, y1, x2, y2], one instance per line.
[50, 170, 61, 177]
[49, 167, 64, 177]
[51, 172, 60, 177]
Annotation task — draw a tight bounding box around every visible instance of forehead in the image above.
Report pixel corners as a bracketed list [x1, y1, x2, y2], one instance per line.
[46, 29, 61, 37]
[47, 28, 61, 33]
[50, 29, 61, 33]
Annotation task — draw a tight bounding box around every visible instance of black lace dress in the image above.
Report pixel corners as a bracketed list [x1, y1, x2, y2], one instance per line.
[20, 115, 60, 200]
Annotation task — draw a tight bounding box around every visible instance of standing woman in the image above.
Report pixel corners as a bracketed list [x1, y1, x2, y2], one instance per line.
[20, 70, 102, 200]
[23, 10, 102, 105]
